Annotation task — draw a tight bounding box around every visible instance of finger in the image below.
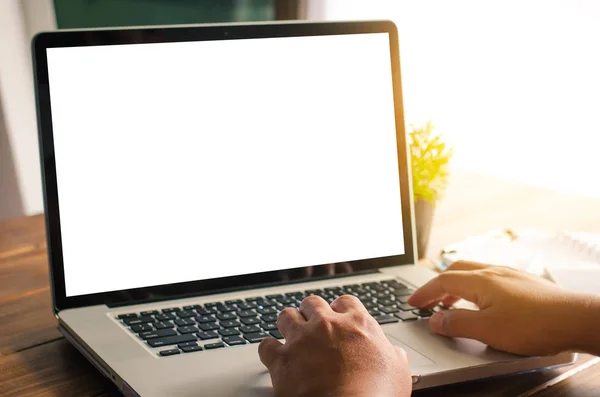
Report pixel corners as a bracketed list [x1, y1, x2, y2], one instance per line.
[299, 295, 332, 320]
[429, 309, 489, 340]
[258, 337, 283, 369]
[407, 271, 484, 308]
[447, 260, 489, 272]
[330, 294, 366, 313]
[277, 307, 304, 339]
[441, 296, 460, 307]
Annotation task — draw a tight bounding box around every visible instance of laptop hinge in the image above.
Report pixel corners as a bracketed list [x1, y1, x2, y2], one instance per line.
[105, 269, 379, 308]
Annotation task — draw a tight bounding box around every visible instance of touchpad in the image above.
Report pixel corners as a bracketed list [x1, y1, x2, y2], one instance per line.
[386, 333, 435, 370]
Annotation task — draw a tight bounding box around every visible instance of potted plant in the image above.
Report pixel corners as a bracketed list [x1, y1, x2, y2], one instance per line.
[408, 121, 452, 259]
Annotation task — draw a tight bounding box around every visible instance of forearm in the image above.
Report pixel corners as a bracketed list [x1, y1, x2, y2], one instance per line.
[567, 293, 600, 356]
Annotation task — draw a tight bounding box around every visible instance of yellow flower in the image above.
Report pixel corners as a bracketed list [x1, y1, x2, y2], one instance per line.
[408, 122, 452, 204]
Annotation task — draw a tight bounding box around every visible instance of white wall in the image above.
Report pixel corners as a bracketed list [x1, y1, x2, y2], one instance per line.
[311, 0, 600, 198]
[0, 0, 56, 219]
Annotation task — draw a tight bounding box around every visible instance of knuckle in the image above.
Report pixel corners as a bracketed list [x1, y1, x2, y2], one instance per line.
[303, 295, 323, 305]
[278, 307, 296, 318]
[335, 294, 360, 305]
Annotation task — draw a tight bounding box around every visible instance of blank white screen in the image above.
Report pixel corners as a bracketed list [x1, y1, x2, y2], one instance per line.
[46, 32, 405, 297]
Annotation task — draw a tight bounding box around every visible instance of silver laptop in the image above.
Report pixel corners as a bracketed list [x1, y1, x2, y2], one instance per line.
[32, 21, 574, 396]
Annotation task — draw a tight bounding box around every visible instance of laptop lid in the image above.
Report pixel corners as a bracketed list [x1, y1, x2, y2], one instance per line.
[32, 21, 415, 313]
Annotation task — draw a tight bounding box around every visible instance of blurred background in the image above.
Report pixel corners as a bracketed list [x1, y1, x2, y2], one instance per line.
[1, 0, 600, 221]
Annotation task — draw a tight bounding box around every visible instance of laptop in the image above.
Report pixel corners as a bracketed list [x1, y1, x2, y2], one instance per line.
[32, 21, 574, 396]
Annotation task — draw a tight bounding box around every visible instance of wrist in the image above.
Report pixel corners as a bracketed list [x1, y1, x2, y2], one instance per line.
[563, 293, 600, 355]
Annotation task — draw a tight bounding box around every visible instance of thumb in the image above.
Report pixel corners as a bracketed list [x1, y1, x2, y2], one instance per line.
[429, 309, 488, 340]
[258, 337, 283, 369]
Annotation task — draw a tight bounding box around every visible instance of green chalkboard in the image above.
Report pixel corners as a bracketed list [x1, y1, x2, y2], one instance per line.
[53, 0, 275, 29]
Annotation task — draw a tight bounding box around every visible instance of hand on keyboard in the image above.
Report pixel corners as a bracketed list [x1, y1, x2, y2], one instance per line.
[258, 295, 412, 397]
[408, 261, 600, 357]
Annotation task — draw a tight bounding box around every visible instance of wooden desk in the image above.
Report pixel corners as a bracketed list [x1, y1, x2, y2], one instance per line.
[1, 171, 599, 396]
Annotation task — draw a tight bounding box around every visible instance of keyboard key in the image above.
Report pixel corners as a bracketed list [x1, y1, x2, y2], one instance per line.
[374, 314, 400, 325]
[266, 294, 284, 300]
[278, 297, 297, 306]
[175, 318, 195, 326]
[399, 303, 416, 311]
[245, 296, 261, 302]
[181, 345, 203, 353]
[204, 341, 225, 349]
[216, 304, 236, 313]
[396, 296, 411, 304]
[357, 294, 373, 303]
[219, 328, 241, 336]
[394, 311, 418, 321]
[285, 291, 304, 298]
[240, 325, 261, 334]
[241, 317, 261, 325]
[269, 330, 284, 339]
[155, 313, 176, 321]
[394, 288, 414, 296]
[140, 310, 159, 316]
[237, 310, 257, 318]
[367, 308, 380, 316]
[261, 313, 278, 323]
[223, 335, 247, 346]
[117, 313, 137, 319]
[387, 280, 408, 289]
[236, 302, 257, 310]
[195, 315, 217, 323]
[162, 307, 181, 313]
[216, 312, 237, 321]
[130, 323, 153, 333]
[183, 304, 202, 311]
[177, 311, 196, 318]
[374, 292, 390, 300]
[147, 334, 196, 348]
[362, 301, 377, 309]
[257, 307, 277, 315]
[199, 322, 219, 331]
[196, 308, 218, 315]
[225, 299, 243, 305]
[178, 326, 199, 334]
[378, 299, 396, 306]
[154, 313, 177, 321]
[220, 320, 241, 328]
[261, 322, 278, 331]
[123, 316, 155, 325]
[257, 299, 278, 307]
[159, 349, 180, 357]
[204, 302, 219, 308]
[412, 309, 434, 318]
[196, 331, 219, 340]
[305, 289, 322, 295]
[155, 321, 175, 329]
[244, 332, 269, 343]
[178, 341, 198, 348]
[380, 306, 400, 314]
[139, 329, 177, 340]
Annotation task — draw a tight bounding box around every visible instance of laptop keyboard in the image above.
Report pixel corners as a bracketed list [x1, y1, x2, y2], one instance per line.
[115, 279, 436, 357]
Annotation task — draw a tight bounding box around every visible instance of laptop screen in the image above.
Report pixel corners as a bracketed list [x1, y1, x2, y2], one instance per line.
[45, 32, 405, 297]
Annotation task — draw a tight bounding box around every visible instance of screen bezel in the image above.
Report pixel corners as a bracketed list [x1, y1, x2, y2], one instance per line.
[32, 21, 415, 313]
